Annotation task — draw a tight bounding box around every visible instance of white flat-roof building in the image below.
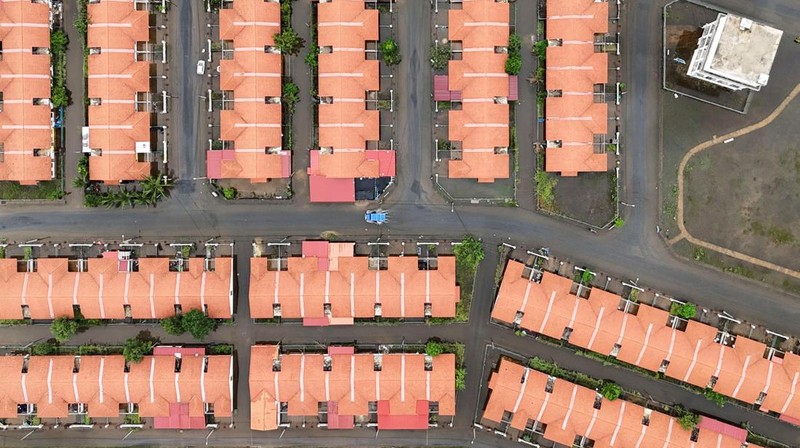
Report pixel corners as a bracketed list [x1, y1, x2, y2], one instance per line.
[687, 13, 783, 91]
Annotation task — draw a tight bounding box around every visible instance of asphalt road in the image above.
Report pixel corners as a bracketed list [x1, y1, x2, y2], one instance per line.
[1, 0, 800, 446]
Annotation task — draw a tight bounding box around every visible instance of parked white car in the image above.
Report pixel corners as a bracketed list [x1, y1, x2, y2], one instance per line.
[196, 60, 206, 75]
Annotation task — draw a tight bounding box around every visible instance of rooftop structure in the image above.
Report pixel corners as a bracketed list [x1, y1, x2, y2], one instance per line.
[209, 0, 289, 182]
[0, 252, 234, 320]
[309, 0, 395, 202]
[445, 0, 510, 183]
[544, 0, 610, 176]
[687, 14, 783, 91]
[482, 357, 762, 448]
[86, 0, 153, 183]
[492, 260, 800, 425]
[0, 0, 54, 184]
[0, 347, 233, 428]
[250, 241, 460, 324]
[250, 344, 455, 431]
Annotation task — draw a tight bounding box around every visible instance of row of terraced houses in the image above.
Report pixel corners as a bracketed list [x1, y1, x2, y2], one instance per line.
[0, 0, 618, 197]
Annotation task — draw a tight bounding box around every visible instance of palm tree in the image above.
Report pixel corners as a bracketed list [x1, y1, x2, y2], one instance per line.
[140, 173, 172, 206]
[99, 192, 118, 209]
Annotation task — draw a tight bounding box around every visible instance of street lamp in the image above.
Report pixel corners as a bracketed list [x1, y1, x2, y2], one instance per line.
[620, 201, 635, 208]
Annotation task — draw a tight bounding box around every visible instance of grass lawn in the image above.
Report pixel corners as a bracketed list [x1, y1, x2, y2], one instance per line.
[0, 180, 63, 200]
[455, 261, 476, 322]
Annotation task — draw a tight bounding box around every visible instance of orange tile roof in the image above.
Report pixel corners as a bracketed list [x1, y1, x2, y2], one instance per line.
[544, 0, 610, 176]
[250, 345, 455, 431]
[0, 0, 53, 184]
[214, 0, 287, 182]
[492, 260, 800, 423]
[446, 0, 510, 182]
[484, 357, 759, 448]
[311, 0, 391, 189]
[249, 242, 460, 321]
[0, 353, 232, 420]
[0, 256, 233, 320]
[86, 0, 152, 183]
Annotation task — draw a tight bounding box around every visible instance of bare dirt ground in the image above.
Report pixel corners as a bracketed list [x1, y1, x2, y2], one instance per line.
[683, 99, 800, 271]
[660, 3, 800, 294]
[552, 171, 615, 227]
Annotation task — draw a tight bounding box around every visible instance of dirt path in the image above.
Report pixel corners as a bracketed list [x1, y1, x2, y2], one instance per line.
[671, 81, 800, 279]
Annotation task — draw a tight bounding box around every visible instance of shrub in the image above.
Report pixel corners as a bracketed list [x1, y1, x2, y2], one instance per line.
[50, 317, 78, 343]
[670, 302, 697, 319]
[704, 388, 726, 407]
[455, 367, 466, 391]
[600, 382, 621, 401]
[454, 235, 484, 269]
[123, 338, 154, 363]
[181, 309, 216, 340]
[282, 81, 300, 111]
[581, 269, 595, 285]
[430, 43, 452, 71]
[31, 342, 57, 356]
[508, 33, 522, 54]
[677, 412, 700, 430]
[160, 315, 185, 336]
[425, 340, 445, 357]
[614, 217, 625, 228]
[380, 38, 401, 66]
[221, 186, 237, 200]
[505, 54, 522, 75]
[533, 40, 548, 62]
[304, 44, 319, 69]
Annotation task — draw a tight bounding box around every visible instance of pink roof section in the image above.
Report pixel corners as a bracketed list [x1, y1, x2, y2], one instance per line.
[212, 0, 288, 182]
[447, 0, 511, 182]
[0, 353, 233, 421]
[492, 260, 800, 423]
[250, 241, 460, 322]
[310, 0, 394, 202]
[484, 358, 764, 448]
[0, 256, 233, 320]
[0, 0, 53, 185]
[249, 345, 455, 431]
[87, 0, 152, 183]
[544, 0, 609, 176]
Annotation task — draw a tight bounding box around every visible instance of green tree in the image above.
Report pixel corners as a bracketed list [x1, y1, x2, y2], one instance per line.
[533, 40, 548, 62]
[670, 302, 697, 319]
[31, 342, 57, 356]
[51, 30, 69, 55]
[123, 338, 154, 363]
[51, 85, 69, 108]
[380, 39, 401, 66]
[50, 317, 78, 343]
[430, 43, 452, 71]
[221, 186, 237, 200]
[160, 315, 185, 336]
[505, 54, 522, 75]
[600, 382, 621, 401]
[425, 340, 445, 357]
[273, 28, 305, 56]
[508, 33, 522, 55]
[704, 389, 726, 407]
[140, 173, 172, 205]
[677, 412, 701, 430]
[282, 81, 300, 111]
[454, 235, 484, 269]
[304, 44, 320, 69]
[455, 367, 466, 391]
[181, 309, 216, 340]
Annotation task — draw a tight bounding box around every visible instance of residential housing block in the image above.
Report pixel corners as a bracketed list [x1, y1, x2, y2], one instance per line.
[544, 0, 610, 176]
[207, 0, 289, 182]
[308, 0, 395, 202]
[492, 259, 800, 425]
[0, 0, 54, 184]
[249, 241, 460, 324]
[250, 344, 455, 430]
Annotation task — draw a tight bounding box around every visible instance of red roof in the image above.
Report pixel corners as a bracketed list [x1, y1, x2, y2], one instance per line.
[434, 75, 452, 101]
[328, 346, 355, 355]
[327, 401, 355, 429]
[302, 240, 330, 270]
[302, 317, 330, 326]
[508, 76, 518, 101]
[365, 150, 396, 176]
[308, 175, 355, 202]
[697, 417, 747, 442]
[153, 346, 206, 356]
[377, 400, 429, 430]
[153, 403, 206, 430]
